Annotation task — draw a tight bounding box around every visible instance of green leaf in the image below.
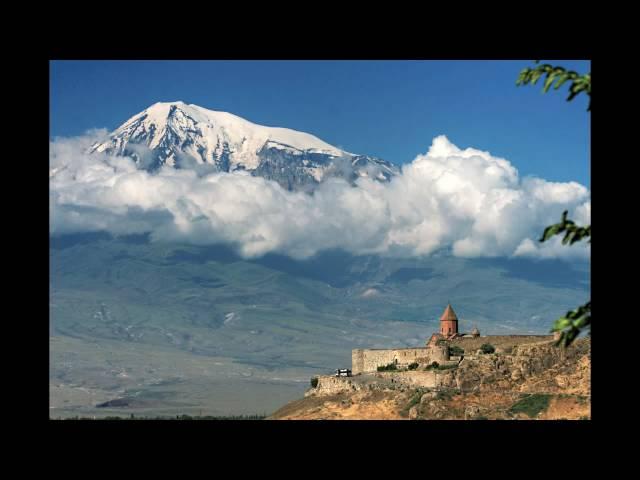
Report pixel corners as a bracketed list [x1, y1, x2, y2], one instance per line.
[572, 315, 590, 329]
[552, 317, 572, 330]
[540, 225, 560, 242]
[562, 230, 574, 245]
[543, 73, 556, 93]
[531, 70, 543, 85]
[564, 329, 579, 346]
[554, 72, 570, 90]
[569, 234, 583, 245]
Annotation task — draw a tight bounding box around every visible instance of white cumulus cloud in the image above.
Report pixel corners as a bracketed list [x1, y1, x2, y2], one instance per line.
[50, 133, 590, 261]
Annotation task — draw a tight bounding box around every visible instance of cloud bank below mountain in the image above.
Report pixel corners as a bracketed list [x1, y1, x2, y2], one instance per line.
[50, 131, 590, 261]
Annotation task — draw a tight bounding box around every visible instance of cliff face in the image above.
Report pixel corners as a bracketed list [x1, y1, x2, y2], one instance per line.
[269, 338, 590, 420]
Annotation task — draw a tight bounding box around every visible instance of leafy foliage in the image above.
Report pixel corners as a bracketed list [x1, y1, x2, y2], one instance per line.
[449, 345, 464, 356]
[480, 343, 495, 354]
[408, 362, 419, 370]
[516, 61, 591, 110]
[551, 301, 591, 347]
[540, 210, 591, 245]
[517, 61, 591, 347]
[436, 363, 458, 370]
[377, 362, 398, 372]
[539, 210, 591, 346]
[400, 389, 425, 418]
[435, 389, 458, 401]
[425, 361, 440, 370]
[509, 393, 551, 418]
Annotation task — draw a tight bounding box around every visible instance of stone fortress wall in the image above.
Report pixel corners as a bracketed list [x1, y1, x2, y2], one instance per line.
[351, 336, 554, 374]
[351, 304, 555, 375]
[308, 336, 590, 400]
[450, 335, 553, 352]
[352, 345, 449, 374]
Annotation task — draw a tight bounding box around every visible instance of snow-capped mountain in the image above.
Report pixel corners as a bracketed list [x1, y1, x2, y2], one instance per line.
[89, 101, 399, 191]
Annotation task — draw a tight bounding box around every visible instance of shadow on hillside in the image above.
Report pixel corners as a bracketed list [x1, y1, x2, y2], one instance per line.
[470, 257, 590, 290]
[50, 232, 152, 249]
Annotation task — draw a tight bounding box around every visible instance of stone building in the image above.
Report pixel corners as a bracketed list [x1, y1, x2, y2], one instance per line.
[439, 303, 459, 337]
[350, 302, 554, 375]
[428, 304, 482, 344]
[352, 344, 449, 375]
[353, 303, 464, 374]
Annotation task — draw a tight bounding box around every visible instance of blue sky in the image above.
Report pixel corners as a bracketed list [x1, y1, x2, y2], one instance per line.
[50, 60, 590, 186]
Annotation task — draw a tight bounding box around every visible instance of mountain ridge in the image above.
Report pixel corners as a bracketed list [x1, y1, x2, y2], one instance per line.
[90, 101, 399, 191]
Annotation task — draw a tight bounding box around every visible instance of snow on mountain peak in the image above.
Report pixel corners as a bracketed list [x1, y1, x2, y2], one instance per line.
[90, 101, 398, 191]
[131, 102, 339, 150]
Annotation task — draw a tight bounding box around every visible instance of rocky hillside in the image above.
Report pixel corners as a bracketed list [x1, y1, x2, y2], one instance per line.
[269, 337, 590, 420]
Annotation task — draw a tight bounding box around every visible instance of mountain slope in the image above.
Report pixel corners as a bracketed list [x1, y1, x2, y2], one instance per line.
[90, 101, 398, 191]
[49, 233, 589, 417]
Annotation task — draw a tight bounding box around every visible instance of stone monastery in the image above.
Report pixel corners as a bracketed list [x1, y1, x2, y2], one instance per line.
[351, 303, 551, 374]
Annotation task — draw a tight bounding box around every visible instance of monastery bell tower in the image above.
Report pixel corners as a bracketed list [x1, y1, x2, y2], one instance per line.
[440, 303, 459, 337]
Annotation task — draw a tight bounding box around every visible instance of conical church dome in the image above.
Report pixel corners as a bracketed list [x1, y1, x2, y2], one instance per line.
[440, 304, 458, 322]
